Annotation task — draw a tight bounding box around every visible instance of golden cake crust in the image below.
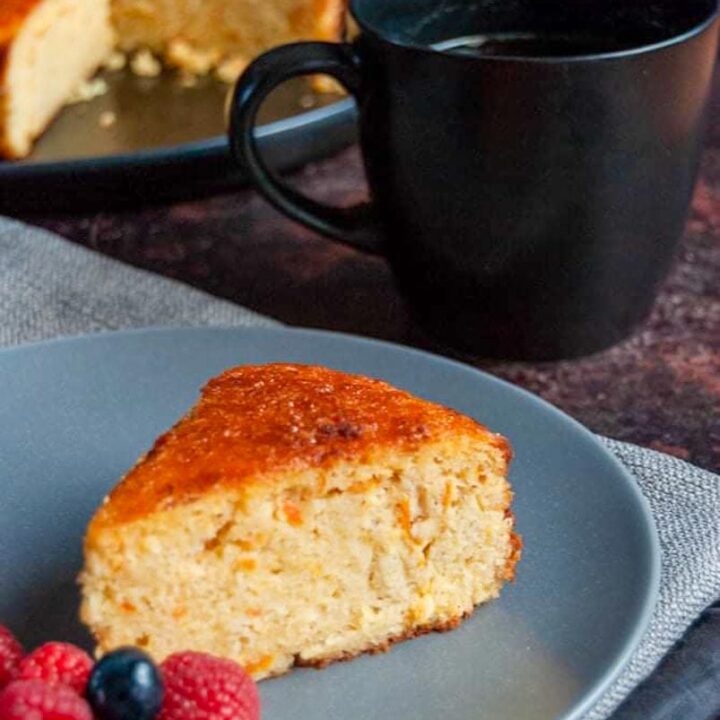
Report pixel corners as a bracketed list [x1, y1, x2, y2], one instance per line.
[0, 0, 42, 44]
[312, 0, 346, 40]
[0, 0, 42, 157]
[89, 364, 512, 533]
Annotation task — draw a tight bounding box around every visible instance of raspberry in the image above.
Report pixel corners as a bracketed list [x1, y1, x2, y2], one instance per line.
[0, 679, 93, 720]
[0, 627, 23, 689]
[159, 652, 260, 720]
[16, 643, 93, 694]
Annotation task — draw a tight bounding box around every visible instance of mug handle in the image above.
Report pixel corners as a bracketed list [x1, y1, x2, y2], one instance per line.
[229, 42, 382, 254]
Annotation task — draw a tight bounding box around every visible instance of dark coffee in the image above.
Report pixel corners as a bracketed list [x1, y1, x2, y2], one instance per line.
[434, 33, 635, 58]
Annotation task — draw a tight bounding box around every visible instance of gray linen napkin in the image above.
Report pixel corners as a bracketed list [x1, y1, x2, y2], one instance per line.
[1, 217, 719, 720]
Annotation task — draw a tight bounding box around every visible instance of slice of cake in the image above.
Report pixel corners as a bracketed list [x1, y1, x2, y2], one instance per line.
[112, 0, 346, 81]
[81, 364, 520, 680]
[0, 0, 114, 158]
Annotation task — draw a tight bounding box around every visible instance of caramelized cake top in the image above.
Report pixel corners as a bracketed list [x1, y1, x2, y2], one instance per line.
[0, 0, 42, 46]
[89, 364, 510, 530]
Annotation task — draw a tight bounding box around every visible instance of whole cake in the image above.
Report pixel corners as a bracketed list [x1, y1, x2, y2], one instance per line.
[81, 364, 520, 680]
[0, 0, 345, 158]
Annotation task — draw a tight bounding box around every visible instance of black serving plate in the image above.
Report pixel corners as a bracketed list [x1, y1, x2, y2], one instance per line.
[0, 69, 356, 214]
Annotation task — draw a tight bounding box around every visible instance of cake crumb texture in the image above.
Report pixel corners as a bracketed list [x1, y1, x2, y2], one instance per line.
[81, 364, 520, 680]
[112, 0, 345, 81]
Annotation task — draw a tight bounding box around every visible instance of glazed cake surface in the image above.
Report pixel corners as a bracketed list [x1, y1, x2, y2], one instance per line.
[82, 364, 520, 679]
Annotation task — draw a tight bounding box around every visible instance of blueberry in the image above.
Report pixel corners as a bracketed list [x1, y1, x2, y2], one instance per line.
[87, 647, 164, 720]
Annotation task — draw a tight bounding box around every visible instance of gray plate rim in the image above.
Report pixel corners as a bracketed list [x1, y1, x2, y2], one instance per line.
[0, 325, 662, 720]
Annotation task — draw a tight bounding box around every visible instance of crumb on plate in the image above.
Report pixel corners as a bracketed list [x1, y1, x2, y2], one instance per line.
[299, 93, 317, 110]
[103, 51, 127, 72]
[167, 40, 219, 75]
[215, 56, 250, 84]
[99, 111, 117, 129]
[130, 49, 162, 78]
[67, 77, 109, 105]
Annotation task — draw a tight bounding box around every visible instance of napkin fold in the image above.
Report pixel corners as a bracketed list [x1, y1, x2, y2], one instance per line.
[0, 217, 277, 346]
[1, 216, 718, 720]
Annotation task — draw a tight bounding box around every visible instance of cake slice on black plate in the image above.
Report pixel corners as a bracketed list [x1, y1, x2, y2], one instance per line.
[0, 0, 114, 158]
[0, 0, 346, 158]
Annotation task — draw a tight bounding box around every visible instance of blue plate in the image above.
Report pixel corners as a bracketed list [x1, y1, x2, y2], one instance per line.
[0, 327, 660, 720]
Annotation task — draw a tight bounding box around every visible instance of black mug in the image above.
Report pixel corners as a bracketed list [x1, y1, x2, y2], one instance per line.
[230, 0, 719, 360]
